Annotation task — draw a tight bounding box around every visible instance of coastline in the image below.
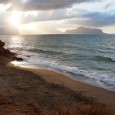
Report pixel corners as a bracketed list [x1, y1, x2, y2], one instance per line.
[0, 56, 115, 114]
[11, 63, 115, 108]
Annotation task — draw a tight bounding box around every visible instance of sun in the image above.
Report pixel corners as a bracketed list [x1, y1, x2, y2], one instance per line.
[9, 12, 21, 27]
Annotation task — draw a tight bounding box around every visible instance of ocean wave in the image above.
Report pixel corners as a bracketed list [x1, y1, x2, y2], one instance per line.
[95, 55, 115, 62]
[28, 48, 63, 55]
[20, 56, 115, 91]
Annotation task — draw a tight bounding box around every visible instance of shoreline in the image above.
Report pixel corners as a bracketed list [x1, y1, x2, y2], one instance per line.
[11, 60, 115, 93]
[0, 40, 115, 114]
[11, 63, 115, 108]
[0, 58, 115, 114]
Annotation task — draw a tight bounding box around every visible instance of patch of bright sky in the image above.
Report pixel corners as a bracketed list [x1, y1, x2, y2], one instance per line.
[101, 25, 115, 34]
[72, 0, 114, 13]
[0, 4, 11, 13]
[105, 0, 115, 13]
[21, 0, 28, 3]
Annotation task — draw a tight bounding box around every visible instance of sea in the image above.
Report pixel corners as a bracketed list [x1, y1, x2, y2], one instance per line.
[0, 34, 115, 92]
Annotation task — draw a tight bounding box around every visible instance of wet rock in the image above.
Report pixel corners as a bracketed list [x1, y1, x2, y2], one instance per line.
[13, 57, 23, 61]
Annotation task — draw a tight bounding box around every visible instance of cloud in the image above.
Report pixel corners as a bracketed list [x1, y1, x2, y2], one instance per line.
[82, 11, 115, 27]
[104, 0, 113, 9]
[0, 0, 10, 3]
[0, 13, 9, 25]
[0, 12, 19, 34]
[19, 0, 93, 10]
[0, 0, 115, 33]
[21, 9, 74, 23]
[17, 6, 115, 28]
[64, 11, 115, 27]
[19, 8, 89, 24]
[0, 0, 94, 11]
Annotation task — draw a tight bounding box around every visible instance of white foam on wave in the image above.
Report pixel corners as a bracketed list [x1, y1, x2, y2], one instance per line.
[14, 55, 115, 92]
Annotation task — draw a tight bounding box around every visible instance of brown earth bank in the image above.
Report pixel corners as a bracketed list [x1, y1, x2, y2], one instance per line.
[0, 40, 115, 115]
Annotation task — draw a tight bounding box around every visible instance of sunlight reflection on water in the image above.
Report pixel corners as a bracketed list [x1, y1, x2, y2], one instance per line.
[9, 36, 24, 48]
[11, 60, 40, 69]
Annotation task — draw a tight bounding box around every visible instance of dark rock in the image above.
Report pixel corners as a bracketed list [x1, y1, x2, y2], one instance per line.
[0, 40, 5, 47]
[13, 57, 23, 61]
[0, 40, 17, 59]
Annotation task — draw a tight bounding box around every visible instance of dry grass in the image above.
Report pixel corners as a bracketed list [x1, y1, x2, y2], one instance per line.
[0, 101, 114, 115]
[35, 104, 115, 115]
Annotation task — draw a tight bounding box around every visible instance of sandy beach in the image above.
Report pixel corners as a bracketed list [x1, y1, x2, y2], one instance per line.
[0, 56, 115, 114]
[30, 68, 115, 107]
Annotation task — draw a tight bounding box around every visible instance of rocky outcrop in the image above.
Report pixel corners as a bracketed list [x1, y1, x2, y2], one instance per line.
[13, 57, 23, 61]
[0, 40, 16, 60]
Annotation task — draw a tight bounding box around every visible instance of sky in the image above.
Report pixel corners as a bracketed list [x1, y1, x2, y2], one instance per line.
[0, 0, 115, 34]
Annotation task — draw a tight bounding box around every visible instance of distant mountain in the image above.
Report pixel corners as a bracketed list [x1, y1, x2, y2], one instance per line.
[65, 27, 105, 34]
[0, 26, 19, 35]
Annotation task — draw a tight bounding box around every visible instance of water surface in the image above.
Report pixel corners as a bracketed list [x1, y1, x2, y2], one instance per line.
[0, 34, 115, 91]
